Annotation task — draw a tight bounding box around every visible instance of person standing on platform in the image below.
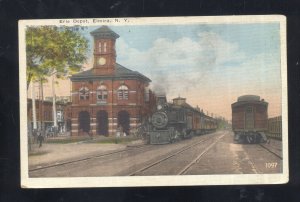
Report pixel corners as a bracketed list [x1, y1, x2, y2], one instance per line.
[37, 130, 44, 148]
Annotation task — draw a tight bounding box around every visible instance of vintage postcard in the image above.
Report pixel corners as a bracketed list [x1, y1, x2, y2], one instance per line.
[19, 16, 288, 188]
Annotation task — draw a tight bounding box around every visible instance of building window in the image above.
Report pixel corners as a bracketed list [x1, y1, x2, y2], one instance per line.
[246, 106, 253, 113]
[44, 111, 47, 120]
[97, 85, 108, 103]
[104, 42, 107, 52]
[118, 85, 129, 100]
[79, 87, 90, 100]
[99, 42, 101, 52]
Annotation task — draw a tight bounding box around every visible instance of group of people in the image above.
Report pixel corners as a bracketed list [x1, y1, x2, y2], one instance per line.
[116, 125, 127, 138]
[32, 126, 59, 148]
[33, 125, 129, 146]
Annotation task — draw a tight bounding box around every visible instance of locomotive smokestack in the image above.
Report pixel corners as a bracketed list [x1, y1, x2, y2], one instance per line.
[156, 94, 167, 106]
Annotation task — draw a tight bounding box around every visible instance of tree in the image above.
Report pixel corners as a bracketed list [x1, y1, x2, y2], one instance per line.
[26, 26, 89, 89]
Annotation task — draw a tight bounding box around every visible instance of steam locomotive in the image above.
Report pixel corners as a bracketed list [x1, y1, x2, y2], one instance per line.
[146, 95, 217, 144]
[231, 95, 268, 144]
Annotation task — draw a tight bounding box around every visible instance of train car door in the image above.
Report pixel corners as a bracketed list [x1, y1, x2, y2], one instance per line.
[186, 113, 193, 130]
[245, 106, 254, 129]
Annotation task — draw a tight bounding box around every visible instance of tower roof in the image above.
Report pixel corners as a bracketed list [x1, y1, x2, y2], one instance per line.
[90, 26, 120, 39]
[70, 63, 151, 82]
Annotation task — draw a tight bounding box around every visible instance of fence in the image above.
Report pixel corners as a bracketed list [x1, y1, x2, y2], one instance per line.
[267, 116, 282, 140]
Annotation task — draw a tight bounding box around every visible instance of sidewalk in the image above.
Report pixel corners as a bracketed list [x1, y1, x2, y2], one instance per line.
[28, 135, 145, 169]
[265, 138, 282, 151]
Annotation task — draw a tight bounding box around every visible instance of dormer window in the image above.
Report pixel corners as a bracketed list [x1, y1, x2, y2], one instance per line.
[79, 87, 89, 100]
[97, 85, 108, 103]
[118, 85, 129, 100]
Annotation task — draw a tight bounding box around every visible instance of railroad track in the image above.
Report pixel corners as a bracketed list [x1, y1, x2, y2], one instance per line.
[29, 144, 151, 173]
[178, 134, 225, 175]
[259, 143, 282, 160]
[129, 133, 226, 176]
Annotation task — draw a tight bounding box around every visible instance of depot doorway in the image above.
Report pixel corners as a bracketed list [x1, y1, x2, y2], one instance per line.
[117, 110, 130, 135]
[97, 110, 108, 136]
[78, 111, 90, 133]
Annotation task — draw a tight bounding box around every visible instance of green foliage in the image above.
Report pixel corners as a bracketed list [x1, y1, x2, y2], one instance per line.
[26, 26, 89, 88]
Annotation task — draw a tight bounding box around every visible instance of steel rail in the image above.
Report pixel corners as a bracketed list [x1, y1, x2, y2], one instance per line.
[177, 134, 226, 175]
[128, 135, 219, 176]
[259, 144, 282, 160]
[29, 144, 150, 172]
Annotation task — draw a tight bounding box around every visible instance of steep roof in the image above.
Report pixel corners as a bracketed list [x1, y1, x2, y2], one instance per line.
[70, 63, 151, 82]
[90, 25, 120, 39]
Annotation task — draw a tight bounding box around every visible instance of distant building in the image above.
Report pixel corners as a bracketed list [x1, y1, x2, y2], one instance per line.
[27, 99, 70, 133]
[45, 96, 71, 104]
[70, 26, 156, 136]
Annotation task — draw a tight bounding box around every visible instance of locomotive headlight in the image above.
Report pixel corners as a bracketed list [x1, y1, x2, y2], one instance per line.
[157, 105, 162, 110]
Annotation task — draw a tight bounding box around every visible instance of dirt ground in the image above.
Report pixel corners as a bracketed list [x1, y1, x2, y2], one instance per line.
[28, 137, 143, 169]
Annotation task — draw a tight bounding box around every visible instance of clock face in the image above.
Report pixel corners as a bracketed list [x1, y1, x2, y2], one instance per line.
[98, 57, 106, 65]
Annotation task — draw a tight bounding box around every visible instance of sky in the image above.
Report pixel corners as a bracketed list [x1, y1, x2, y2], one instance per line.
[29, 23, 282, 120]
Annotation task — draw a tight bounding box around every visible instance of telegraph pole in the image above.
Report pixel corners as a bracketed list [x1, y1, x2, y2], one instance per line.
[29, 82, 37, 151]
[52, 73, 57, 133]
[31, 82, 37, 130]
[39, 79, 44, 136]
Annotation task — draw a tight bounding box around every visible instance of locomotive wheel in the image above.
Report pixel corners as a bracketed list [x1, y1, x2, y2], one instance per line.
[182, 130, 187, 138]
[234, 134, 240, 143]
[246, 135, 255, 144]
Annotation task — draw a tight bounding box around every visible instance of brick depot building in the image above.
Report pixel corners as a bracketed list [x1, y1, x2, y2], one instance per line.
[70, 26, 155, 136]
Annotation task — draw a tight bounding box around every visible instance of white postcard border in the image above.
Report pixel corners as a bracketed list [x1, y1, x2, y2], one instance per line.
[19, 15, 288, 188]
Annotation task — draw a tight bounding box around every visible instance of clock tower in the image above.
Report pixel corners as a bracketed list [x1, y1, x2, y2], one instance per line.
[91, 26, 120, 75]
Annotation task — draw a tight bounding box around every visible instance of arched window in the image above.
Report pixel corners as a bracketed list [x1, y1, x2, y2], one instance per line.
[118, 85, 129, 100]
[79, 87, 89, 100]
[104, 42, 107, 52]
[98, 42, 102, 53]
[97, 85, 108, 103]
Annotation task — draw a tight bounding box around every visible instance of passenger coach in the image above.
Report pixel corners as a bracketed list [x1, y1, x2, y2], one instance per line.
[231, 95, 268, 143]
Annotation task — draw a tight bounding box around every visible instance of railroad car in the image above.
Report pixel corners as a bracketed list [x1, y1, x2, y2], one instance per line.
[267, 116, 282, 140]
[147, 95, 217, 144]
[231, 95, 268, 144]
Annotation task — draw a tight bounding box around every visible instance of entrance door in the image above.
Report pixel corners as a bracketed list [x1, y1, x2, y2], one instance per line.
[245, 106, 254, 129]
[118, 110, 130, 135]
[79, 111, 90, 133]
[66, 119, 71, 131]
[97, 110, 108, 136]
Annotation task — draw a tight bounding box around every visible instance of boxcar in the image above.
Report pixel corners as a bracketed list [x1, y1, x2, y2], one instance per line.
[231, 95, 268, 143]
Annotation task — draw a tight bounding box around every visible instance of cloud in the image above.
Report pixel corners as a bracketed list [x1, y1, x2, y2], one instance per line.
[115, 32, 281, 119]
[116, 31, 246, 97]
[197, 31, 245, 65]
